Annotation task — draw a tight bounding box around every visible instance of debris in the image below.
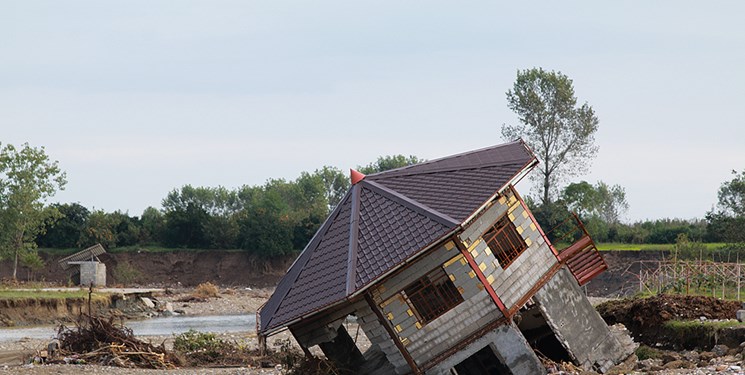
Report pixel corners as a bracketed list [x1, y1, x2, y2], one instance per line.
[54, 313, 179, 369]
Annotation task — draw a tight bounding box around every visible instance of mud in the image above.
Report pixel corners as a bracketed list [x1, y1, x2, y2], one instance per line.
[597, 294, 742, 350]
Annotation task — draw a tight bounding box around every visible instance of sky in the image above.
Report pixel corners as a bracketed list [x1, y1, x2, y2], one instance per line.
[1, 1, 744, 222]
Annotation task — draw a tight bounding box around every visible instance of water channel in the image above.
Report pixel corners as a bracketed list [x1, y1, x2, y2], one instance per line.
[0, 314, 256, 343]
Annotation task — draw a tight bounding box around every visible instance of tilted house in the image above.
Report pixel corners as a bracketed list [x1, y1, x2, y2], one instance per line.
[257, 140, 632, 375]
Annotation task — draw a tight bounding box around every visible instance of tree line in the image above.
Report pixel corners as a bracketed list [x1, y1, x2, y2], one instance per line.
[32, 156, 425, 257]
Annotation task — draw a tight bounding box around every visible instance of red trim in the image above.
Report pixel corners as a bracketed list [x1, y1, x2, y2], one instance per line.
[453, 237, 509, 317]
[350, 169, 365, 185]
[510, 186, 559, 257]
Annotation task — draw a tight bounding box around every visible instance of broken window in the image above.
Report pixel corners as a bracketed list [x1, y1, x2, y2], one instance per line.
[403, 267, 463, 324]
[482, 214, 527, 269]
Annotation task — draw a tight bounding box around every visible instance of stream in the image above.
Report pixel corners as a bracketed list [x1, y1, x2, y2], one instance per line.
[0, 314, 256, 343]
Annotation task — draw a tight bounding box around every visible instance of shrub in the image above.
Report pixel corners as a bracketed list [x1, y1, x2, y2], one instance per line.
[193, 282, 219, 299]
[113, 263, 143, 285]
[635, 345, 661, 360]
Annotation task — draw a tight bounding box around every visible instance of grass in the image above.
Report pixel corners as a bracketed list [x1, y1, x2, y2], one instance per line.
[596, 243, 728, 251]
[663, 319, 745, 330]
[0, 288, 109, 301]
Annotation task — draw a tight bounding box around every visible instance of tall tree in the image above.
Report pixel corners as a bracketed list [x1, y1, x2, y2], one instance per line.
[715, 169, 745, 217]
[0, 142, 67, 280]
[503, 68, 599, 204]
[562, 181, 628, 224]
[706, 169, 745, 243]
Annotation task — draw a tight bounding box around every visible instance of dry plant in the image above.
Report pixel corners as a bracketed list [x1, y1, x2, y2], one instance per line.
[193, 282, 219, 299]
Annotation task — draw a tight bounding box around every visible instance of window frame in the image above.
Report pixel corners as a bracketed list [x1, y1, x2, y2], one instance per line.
[482, 213, 528, 269]
[402, 266, 464, 324]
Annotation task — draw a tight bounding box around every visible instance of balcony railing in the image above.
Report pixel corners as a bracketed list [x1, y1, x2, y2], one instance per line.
[547, 213, 608, 286]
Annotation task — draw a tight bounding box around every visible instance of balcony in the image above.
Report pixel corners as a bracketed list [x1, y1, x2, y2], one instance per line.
[547, 213, 608, 286]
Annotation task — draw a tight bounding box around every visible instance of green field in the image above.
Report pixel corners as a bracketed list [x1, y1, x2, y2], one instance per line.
[0, 288, 108, 301]
[596, 243, 729, 251]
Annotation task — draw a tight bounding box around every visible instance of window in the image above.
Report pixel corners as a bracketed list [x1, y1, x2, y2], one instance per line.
[482, 214, 527, 269]
[403, 267, 463, 324]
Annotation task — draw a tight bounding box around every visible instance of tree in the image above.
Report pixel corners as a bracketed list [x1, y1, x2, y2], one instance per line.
[357, 155, 425, 175]
[37, 202, 90, 248]
[706, 169, 745, 243]
[502, 68, 599, 205]
[562, 181, 628, 224]
[715, 169, 745, 217]
[312, 166, 349, 210]
[0, 142, 67, 280]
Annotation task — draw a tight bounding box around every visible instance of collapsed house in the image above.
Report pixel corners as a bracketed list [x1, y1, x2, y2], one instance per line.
[257, 140, 632, 374]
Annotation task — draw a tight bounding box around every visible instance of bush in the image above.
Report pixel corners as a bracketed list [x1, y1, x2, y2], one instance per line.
[635, 345, 661, 360]
[193, 282, 219, 299]
[173, 330, 227, 353]
[113, 263, 143, 285]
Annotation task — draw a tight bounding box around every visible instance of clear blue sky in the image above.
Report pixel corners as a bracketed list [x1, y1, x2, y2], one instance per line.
[2, 1, 743, 222]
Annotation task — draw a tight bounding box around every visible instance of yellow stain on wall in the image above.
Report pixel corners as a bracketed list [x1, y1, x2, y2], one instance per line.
[467, 238, 482, 251]
[498, 196, 507, 205]
[460, 258, 468, 266]
[458, 286, 465, 294]
[407, 309, 414, 317]
[415, 322, 422, 329]
[525, 238, 533, 247]
[486, 274, 495, 284]
[445, 241, 455, 251]
[479, 262, 487, 272]
[516, 226, 524, 234]
[530, 223, 537, 231]
[508, 213, 516, 221]
[484, 247, 492, 256]
[395, 325, 402, 333]
[470, 249, 479, 258]
[444, 254, 464, 267]
[387, 312, 394, 321]
[522, 211, 529, 219]
[401, 337, 410, 346]
[468, 270, 476, 278]
[449, 274, 456, 282]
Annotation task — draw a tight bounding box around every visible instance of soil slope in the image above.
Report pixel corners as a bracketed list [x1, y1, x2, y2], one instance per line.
[1, 251, 292, 287]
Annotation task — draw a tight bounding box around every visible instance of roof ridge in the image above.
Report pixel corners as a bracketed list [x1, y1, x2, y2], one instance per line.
[364, 140, 527, 179]
[361, 180, 460, 227]
[259, 189, 352, 332]
[368, 159, 529, 181]
[345, 184, 361, 295]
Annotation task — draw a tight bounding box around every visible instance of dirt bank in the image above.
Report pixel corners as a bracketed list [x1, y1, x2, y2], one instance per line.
[1, 251, 293, 287]
[597, 294, 743, 350]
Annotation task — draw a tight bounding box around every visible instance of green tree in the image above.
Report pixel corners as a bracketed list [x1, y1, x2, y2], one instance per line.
[357, 155, 425, 175]
[715, 169, 745, 217]
[503, 68, 599, 204]
[79, 210, 118, 248]
[706, 169, 745, 243]
[312, 166, 349, 210]
[0, 142, 67, 280]
[37, 202, 89, 248]
[562, 181, 628, 224]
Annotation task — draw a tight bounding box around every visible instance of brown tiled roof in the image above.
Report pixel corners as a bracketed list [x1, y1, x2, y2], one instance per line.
[258, 140, 536, 334]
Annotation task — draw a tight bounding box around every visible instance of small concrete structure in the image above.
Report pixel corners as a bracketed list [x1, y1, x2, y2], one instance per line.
[58, 244, 108, 287]
[68, 261, 106, 287]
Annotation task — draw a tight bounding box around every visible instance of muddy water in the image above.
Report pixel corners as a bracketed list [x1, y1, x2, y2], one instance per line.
[0, 314, 255, 342]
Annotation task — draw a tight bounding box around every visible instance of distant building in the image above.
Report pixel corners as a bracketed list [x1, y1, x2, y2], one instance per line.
[257, 140, 631, 374]
[58, 243, 107, 287]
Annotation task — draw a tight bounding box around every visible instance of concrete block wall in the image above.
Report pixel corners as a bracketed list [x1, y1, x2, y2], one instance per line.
[458, 188, 557, 309]
[533, 267, 632, 373]
[355, 300, 411, 374]
[78, 261, 106, 287]
[371, 241, 502, 369]
[427, 322, 546, 375]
